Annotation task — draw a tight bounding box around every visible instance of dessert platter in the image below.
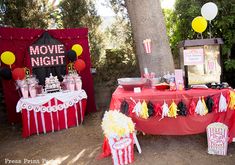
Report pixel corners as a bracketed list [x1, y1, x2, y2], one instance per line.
[44, 73, 62, 93]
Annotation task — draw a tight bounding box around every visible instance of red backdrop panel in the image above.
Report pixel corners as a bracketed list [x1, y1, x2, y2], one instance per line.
[0, 27, 96, 123]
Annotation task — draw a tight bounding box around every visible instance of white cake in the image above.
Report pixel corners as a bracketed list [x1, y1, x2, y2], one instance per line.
[44, 73, 61, 93]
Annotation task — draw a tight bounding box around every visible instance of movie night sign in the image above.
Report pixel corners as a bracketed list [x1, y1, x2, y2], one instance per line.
[29, 44, 66, 68]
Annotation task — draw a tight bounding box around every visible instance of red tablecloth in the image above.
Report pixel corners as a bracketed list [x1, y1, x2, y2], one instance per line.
[16, 90, 87, 138]
[109, 87, 235, 142]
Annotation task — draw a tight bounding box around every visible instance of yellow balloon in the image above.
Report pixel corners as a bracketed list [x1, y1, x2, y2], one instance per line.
[72, 44, 83, 56]
[1, 51, 16, 65]
[192, 16, 208, 33]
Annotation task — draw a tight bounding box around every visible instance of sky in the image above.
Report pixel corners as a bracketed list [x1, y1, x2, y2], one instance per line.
[51, 0, 176, 17]
[96, 0, 176, 17]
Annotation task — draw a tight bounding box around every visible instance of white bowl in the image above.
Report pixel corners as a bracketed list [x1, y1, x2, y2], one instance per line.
[117, 78, 147, 90]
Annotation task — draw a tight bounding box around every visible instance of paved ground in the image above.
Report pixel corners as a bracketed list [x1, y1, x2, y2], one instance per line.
[0, 110, 235, 165]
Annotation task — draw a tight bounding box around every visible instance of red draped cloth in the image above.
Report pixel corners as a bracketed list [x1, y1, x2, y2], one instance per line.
[0, 27, 96, 123]
[109, 87, 235, 140]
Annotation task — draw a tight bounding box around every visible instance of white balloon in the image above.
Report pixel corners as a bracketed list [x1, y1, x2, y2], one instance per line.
[201, 2, 218, 21]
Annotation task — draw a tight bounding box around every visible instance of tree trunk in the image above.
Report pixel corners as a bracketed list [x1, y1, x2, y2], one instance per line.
[125, 0, 174, 76]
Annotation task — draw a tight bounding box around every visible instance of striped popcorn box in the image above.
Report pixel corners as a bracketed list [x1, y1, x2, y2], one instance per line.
[207, 122, 228, 156]
[108, 133, 134, 165]
[143, 39, 152, 54]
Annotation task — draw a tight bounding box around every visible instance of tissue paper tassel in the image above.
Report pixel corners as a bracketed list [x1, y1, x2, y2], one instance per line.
[177, 101, 187, 116]
[212, 96, 219, 113]
[120, 100, 129, 115]
[140, 100, 149, 119]
[168, 101, 178, 118]
[147, 101, 155, 117]
[154, 103, 162, 116]
[132, 101, 142, 117]
[206, 96, 214, 113]
[189, 99, 196, 115]
[219, 93, 227, 112]
[161, 101, 169, 119]
[201, 96, 208, 115]
[195, 98, 206, 116]
[229, 91, 235, 110]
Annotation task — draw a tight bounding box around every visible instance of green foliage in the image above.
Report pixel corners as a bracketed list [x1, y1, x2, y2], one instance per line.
[58, 0, 104, 67]
[0, 0, 51, 28]
[225, 60, 235, 71]
[94, 49, 139, 87]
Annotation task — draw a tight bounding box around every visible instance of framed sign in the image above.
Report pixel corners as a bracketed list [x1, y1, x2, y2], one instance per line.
[183, 49, 204, 65]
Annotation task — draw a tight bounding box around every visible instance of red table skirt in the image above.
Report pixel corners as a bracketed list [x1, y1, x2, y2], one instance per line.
[21, 99, 87, 138]
[129, 111, 235, 138]
[109, 87, 235, 142]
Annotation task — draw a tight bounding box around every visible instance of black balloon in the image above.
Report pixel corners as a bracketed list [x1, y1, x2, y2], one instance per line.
[67, 50, 77, 62]
[0, 67, 12, 80]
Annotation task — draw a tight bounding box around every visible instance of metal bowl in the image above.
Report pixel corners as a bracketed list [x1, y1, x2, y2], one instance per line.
[117, 78, 147, 90]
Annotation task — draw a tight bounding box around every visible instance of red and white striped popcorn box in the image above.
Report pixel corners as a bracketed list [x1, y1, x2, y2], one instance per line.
[207, 122, 229, 156]
[143, 39, 152, 54]
[108, 133, 134, 165]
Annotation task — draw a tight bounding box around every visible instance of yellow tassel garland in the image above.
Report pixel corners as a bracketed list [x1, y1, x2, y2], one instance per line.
[168, 101, 178, 118]
[229, 91, 235, 110]
[202, 96, 208, 115]
[140, 100, 149, 119]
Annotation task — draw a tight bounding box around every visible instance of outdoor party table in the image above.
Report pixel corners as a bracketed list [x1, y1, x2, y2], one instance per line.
[16, 90, 87, 138]
[109, 87, 235, 142]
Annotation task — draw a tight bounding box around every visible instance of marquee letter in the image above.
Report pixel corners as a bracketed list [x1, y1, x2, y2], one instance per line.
[40, 45, 48, 55]
[58, 56, 65, 64]
[31, 57, 40, 67]
[58, 45, 65, 54]
[29, 46, 40, 55]
[43, 56, 51, 66]
[47, 45, 55, 54]
[51, 56, 59, 65]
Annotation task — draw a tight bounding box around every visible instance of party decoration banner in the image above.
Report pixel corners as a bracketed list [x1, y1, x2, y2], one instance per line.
[29, 32, 66, 68]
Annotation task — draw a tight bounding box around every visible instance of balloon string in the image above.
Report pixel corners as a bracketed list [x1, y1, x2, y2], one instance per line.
[200, 33, 203, 39]
[209, 21, 212, 39]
